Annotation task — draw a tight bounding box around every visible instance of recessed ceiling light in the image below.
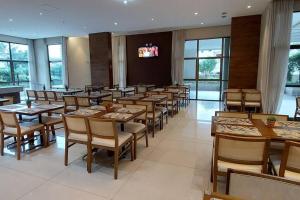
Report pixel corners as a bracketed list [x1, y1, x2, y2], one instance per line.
[201, 22, 205, 25]
[151, 18, 155, 21]
[123, 0, 128, 4]
[39, 12, 43, 16]
[247, 5, 252, 9]
[8, 18, 13, 22]
[194, 12, 198, 16]
[83, 26, 87, 29]
[114, 22, 118, 26]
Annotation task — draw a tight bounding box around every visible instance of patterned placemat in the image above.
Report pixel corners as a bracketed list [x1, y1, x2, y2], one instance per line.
[89, 105, 106, 111]
[273, 128, 300, 140]
[214, 117, 253, 126]
[102, 112, 133, 120]
[70, 109, 101, 116]
[274, 121, 300, 129]
[216, 124, 261, 136]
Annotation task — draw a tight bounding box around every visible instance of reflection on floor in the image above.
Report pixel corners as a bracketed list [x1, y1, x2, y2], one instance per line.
[0, 101, 222, 200]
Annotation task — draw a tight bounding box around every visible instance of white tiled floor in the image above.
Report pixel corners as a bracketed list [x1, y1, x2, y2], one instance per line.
[0, 101, 222, 200]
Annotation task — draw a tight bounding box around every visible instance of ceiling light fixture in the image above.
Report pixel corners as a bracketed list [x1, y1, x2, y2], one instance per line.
[114, 22, 118, 26]
[247, 5, 252, 9]
[200, 22, 204, 25]
[151, 18, 155, 21]
[194, 12, 198, 16]
[8, 18, 13, 22]
[123, 0, 128, 4]
[39, 12, 43, 16]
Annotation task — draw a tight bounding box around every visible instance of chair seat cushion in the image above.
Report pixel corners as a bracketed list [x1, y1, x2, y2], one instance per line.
[68, 132, 88, 142]
[156, 107, 168, 114]
[167, 101, 176, 105]
[125, 122, 146, 134]
[3, 123, 44, 135]
[42, 116, 62, 125]
[218, 160, 262, 173]
[226, 101, 242, 106]
[244, 101, 261, 107]
[92, 131, 132, 147]
[147, 111, 161, 119]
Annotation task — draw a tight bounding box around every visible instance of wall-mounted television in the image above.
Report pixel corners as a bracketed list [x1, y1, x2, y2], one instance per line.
[138, 46, 158, 58]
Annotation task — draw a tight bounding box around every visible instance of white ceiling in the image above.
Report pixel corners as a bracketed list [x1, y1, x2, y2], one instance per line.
[0, 0, 270, 39]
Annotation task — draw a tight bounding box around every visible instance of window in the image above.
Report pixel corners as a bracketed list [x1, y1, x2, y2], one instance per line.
[183, 37, 230, 100]
[0, 41, 29, 87]
[48, 45, 63, 88]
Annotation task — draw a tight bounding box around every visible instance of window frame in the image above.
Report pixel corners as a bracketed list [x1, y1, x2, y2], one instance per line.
[0, 41, 29, 86]
[47, 44, 63, 88]
[183, 37, 231, 101]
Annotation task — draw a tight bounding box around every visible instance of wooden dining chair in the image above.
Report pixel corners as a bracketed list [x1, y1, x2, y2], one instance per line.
[26, 90, 37, 100]
[136, 100, 162, 137]
[277, 141, 300, 182]
[213, 134, 270, 192]
[45, 91, 57, 101]
[251, 113, 288, 121]
[243, 92, 262, 113]
[294, 97, 300, 120]
[112, 91, 122, 101]
[161, 92, 178, 117]
[76, 96, 91, 108]
[225, 92, 243, 111]
[0, 112, 45, 160]
[55, 92, 64, 101]
[36, 91, 47, 101]
[226, 169, 300, 200]
[124, 104, 148, 159]
[2, 96, 14, 105]
[86, 118, 134, 179]
[117, 99, 135, 105]
[62, 115, 90, 171]
[215, 111, 249, 119]
[63, 96, 78, 113]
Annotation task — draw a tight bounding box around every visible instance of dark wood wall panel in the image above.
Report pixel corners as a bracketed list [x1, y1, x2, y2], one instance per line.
[89, 32, 113, 87]
[126, 32, 172, 87]
[228, 15, 261, 89]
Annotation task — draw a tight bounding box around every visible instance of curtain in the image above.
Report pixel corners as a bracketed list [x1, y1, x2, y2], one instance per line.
[27, 39, 37, 89]
[171, 30, 185, 85]
[257, 0, 294, 113]
[62, 37, 69, 87]
[112, 35, 127, 88]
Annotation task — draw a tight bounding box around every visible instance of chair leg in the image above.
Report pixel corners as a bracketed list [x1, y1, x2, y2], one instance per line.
[152, 120, 155, 138]
[130, 140, 134, 162]
[114, 150, 119, 179]
[16, 135, 21, 160]
[41, 128, 47, 147]
[145, 128, 149, 147]
[166, 113, 168, 124]
[0, 133, 4, 156]
[64, 140, 69, 166]
[133, 134, 137, 160]
[87, 143, 92, 173]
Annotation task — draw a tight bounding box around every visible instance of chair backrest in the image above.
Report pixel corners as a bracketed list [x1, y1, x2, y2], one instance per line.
[117, 100, 135, 105]
[226, 169, 300, 200]
[36, 91, 46, 100]
[296, 97, 300, 108]
[137, 86, 147, 93]
[102, 94, 113, 101]
[125, 104, 147, 121]
[215, 134, 269, 173]
[244, 93, 261, 102]
[215, 111, 249, 119]
[251, 113, 288, 121]
[279, 141, 300, 179]
[2, 96, 14, 105]
[226, 89, 241, 93]
[63, 96, 77, 106]
[160, 92, 174, 101]
[0, 112, 19, 128]
[226, 92, 242, 101]
[112, 91, 122, 99]
[55, 92, 64, 101]
[26, 90, 37, 100]
[45, 91, 56, 101]
[146, 91, 159, 96]
[87, 118, 118, 147]
[76, 97, 90, 107]
[136, 100, 154, 112]
[63, 115, 88, 139]
[35, 100, 50, 105]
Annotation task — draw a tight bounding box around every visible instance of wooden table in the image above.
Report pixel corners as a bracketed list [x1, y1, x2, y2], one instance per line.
[203, 193, 242, 200]
[75, 92, 112, 104]
[0, 103, 64, 123]
[100, 109, 146, 123]
[117, 94, 145, 102]
[106, 88, 136, 97]
[0, 98, 9, 106]
[68, 109, 104, 117]
[211, 116, 300, 142]
[141, 95, 168, 103]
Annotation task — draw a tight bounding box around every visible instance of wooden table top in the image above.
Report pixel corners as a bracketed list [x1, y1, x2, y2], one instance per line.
[141, 96, 167, 103]
[75, 93, 112, 99]
[0, 103, 64, 116]
[100, 109, 145, 123]
[0, 98, 9, 103]
[211, 116, 300, 142]
[203, 193, 243, 200]
[118, 95, 145, 101]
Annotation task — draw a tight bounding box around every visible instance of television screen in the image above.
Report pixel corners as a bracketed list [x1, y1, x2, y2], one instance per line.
[138, 46, 158, 58]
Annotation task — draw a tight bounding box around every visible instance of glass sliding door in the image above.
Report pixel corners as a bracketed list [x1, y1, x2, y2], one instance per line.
[183, 37, 230, 100]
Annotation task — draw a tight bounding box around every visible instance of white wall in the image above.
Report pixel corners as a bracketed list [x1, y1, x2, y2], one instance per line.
[67, 37, 91, 88]
[185, 25, 231, 40]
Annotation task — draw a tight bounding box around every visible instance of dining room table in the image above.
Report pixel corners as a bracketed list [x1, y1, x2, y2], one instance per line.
[117, 94, 145, 102]
[0, 103, 64, 123]
[75, 92, 112, 104]
[211, 116, 300, 142]
[106, 88, 136, 97]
